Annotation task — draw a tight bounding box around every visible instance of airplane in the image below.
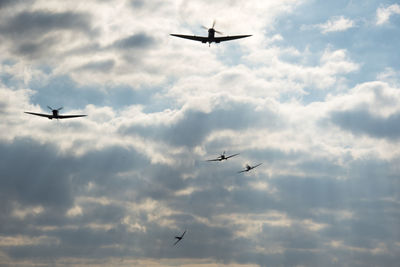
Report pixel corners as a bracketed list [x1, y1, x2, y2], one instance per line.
[238, 163, 262, 173]
[173, 230, 186, 246]
[207, 151, 240, 162]
[170, 20, 252, 46]
[24, 106, 87, 120]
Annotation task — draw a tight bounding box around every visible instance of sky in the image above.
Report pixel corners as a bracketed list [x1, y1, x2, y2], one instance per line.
[0, 0, 400, 266]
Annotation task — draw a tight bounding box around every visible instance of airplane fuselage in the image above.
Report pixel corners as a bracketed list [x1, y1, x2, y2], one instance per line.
[201, 29, 220, 44]
[49, 110, 60, 120]
[208, 29, 215, 39]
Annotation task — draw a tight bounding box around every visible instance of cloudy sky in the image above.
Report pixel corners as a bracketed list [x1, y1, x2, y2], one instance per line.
[0, 0, 400, 266]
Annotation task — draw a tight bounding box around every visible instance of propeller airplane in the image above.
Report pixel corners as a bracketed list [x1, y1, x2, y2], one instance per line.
[207, 151, 240, 162]
[24, 106, 87, 120]
[170, 20, 251, 46]
[173, 230, 186, 246]
[238, 163, 262, 173]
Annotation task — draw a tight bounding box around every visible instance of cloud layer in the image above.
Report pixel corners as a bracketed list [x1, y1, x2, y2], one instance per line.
[0, 0, 399, 266]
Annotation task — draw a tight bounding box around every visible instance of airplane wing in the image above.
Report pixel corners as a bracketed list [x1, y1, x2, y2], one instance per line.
[170, 34, 209, 43]
[226, 153, 240, 159]
[251, 163, 263, 169]
[24, 112, 52, 119]
[237, 169, 248, 174]
[206, 158, 221, 162]
[57, 115, 87, 119]
[181, 230, 186, 238]
[214, 35, 252, 42]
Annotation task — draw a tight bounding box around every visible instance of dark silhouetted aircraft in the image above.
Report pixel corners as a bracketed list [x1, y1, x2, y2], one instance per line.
[238, 163, 262, 173]
[173, 230, 186, 246]
[207, 151, 239, 162]
[24, 106, 87, 120]
[170, 20, 251, 46]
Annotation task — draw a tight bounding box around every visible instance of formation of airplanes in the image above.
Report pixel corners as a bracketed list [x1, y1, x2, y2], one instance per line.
[174, 151, 262, 245]
[24, 21, 251, 121]
[25, 21, 256, 248]
[174, 151, 261, 245]
[207, 151, 262, 174]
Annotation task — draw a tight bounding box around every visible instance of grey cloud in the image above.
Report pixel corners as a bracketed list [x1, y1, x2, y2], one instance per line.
[247, 147, 302, 162]
[0, 0, 14, 8]
[0, 10, 96, 59]
[75, 59, 115, 73]
[2, 0, 400, 265]
[0, 10, 95, 39]
[29, 75, 154, 110]
[71, 144, 149, 188]
[0, 136, 263, 262]
[0, 102, 7, 114]
[129, 0, 166, 11]
[130, 0, 145, 9]
[297, 159, 344, 177]
[330, 108, 400, 140]
[178, 154, 398, 220]
[0, 138, 74, 210]
[0, 136, 399, 266]
[0, 0, 31, 9]
[4, 227, 129, 260]
[3, 220, 242, 263]
[121, 102, 281, 148]
[62, 33, 155, 59]
[72, 203, 126, 226]
[0, 0, 20, 8]
[63, 43, 103, 56]
[0, 137, 148, 222]
[111, 32, 156, 50]
[17, 42, 43, 55]
[13, 36, 58, 59]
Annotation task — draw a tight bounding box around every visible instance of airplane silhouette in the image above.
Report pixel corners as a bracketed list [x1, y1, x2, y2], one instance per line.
[207, 151, 239, 162]
[173, 230, 186, 246]
[238, 163, 262, 173]
[170, 20, 251, 46]
[24, 106, 87, 120]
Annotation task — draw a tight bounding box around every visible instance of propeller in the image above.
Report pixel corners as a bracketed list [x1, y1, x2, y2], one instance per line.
[47, 106, 63, 111]
[202, 20, 223, 34]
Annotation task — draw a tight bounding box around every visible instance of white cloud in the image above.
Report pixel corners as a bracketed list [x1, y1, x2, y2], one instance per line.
[376, 4, 400, 25]
[317, 16, 355, 34]
[66, 205, 83, 217]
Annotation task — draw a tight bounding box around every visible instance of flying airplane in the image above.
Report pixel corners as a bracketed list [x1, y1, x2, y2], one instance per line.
[238, 163, 262, 173]
[24, 106, 87, 120]
[173, 230, 186, 246]
[170, 20, 252, 46]
[207, 151, 240, 162]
